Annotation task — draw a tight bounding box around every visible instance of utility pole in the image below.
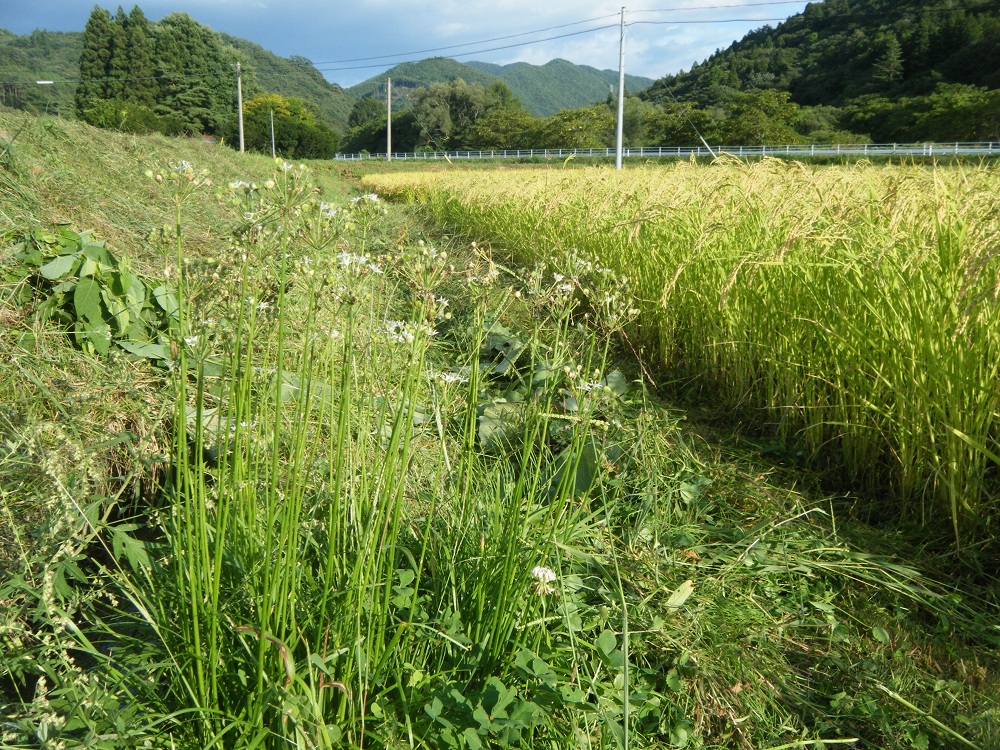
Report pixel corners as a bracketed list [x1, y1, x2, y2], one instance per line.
[615, 6, 626, 170]
[270, 109, 275, 157]
[387, 77, 392, 162]
[236, 62, 245, 153]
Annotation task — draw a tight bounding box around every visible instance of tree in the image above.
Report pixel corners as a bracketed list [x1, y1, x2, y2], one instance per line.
[123, 5, 156, 106]
[409, 78, 488, 148]
[462, 107, 540, 150]
[75, 6, 115, 117]
[240, 94, 339, 158]
[719, 89, 800, 144]
[349, 97, 385, 129]
[871, 33, 904, 90]
[535, 106, 615, 149]
[153, 13, 233, 134]
[484, 80, 521, 111]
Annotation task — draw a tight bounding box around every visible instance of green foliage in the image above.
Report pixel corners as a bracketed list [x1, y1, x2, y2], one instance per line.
[348, 96, 385, 129]
[462, 107, 540, 150]
[3, 225, 177, 359]
[74, 7, 115, 118]
[153, 13, 235, 136]
[0, 29, 82, 116]
[849, 83, 1000, 142]
[642, 0, 1000, 143]
[237, 93, 339, 158]
[534, 105, 615, 149]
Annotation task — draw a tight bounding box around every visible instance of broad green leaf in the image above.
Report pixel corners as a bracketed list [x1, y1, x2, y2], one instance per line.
[101, 288, 129, 334]
[78, 256, 99, 278]
[87, 325, 111, 356]
[117, 341, 168, 360]
[595, 629, 617, 656]
[82, 242, 112, 265]
[152, 285, 179, 318]
[665, 669, 682, 692]
[74, 277, 104, 325]
[462, 728, 483, 750]
[871, 626, 890, 645]
[39, 254, 79, 280]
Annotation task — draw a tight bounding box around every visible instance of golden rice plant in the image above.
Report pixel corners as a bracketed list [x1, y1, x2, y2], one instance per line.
[364, 159, 1000, 544]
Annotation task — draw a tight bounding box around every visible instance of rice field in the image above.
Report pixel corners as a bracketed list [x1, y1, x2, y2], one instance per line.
[364, 160, 1000, 544]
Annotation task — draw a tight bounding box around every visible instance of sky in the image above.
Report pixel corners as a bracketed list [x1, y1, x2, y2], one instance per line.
[2, 0, 812, 87]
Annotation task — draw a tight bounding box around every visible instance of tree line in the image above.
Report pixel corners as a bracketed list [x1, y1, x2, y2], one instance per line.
[74, 5, 338, 157]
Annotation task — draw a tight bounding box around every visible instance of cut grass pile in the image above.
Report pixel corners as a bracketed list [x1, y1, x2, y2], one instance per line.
[1, 111, 998, 749]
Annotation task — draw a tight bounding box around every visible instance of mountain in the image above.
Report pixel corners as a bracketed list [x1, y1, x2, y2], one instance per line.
[641, 0, 1000, 140]
[348, 57, 654, 116]
[0, 25, 353, 132]
[346, 58, 497, 101]
[217, 34, 354, 131]
[465, 59, 654, 116]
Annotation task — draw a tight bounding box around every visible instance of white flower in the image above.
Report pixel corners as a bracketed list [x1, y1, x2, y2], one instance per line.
[183, 335, 199, 346]
[530, 565, 557, 595]
[553, 273, 565, 283]
[384, 320, 436, 345]
[433, 370, 469, 384]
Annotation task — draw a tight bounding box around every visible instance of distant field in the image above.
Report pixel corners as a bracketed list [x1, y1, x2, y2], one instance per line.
[364, 161, 1000, 542]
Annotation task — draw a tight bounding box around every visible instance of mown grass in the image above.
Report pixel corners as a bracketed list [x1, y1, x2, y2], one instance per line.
[1, 110, 999, 749]
[363, 161, 1000, 552]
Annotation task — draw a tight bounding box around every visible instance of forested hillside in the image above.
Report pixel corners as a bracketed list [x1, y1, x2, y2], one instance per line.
[0, 29, 81, 117]
[350, 57, 653, 117]
[643, 0, 1000, 142]
[0, 12, 352, 136]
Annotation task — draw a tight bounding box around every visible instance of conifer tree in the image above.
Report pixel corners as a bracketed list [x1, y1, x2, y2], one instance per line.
[105, 7, 130, 101]
[74, 6, 114, 117]
[154, 13, 231, 134]
[123, 6, 156, 105]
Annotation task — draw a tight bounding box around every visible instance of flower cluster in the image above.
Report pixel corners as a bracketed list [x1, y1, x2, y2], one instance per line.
[383, 320, 437, 345]
[336, 251, 383, 276]
[530, 565, 557, 596]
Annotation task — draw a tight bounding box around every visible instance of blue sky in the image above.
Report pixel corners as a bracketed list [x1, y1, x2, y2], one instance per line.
[4, 0, 811, 86]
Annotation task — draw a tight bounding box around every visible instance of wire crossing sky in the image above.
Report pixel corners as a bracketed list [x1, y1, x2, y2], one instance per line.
[4, 1, 814, 86]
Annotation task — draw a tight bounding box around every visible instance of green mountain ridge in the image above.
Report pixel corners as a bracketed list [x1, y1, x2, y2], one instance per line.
[216, 33, 354, 132]
[349, 57, 654, 116]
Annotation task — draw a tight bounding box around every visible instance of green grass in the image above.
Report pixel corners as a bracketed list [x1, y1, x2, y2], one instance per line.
[1, 110, 999, 749]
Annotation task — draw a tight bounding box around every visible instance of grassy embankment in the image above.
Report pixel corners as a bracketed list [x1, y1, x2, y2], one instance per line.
[1, 110, 998, 749]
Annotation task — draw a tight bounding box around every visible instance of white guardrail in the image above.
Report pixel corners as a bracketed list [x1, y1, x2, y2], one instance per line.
[333, 142, 999, 161]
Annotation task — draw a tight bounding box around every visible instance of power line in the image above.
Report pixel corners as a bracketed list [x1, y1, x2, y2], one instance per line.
[634, 1, 806, 12]
[630, 17, 787, 27]
[311, 24, 620, 73]
[306, 13, 619, 66]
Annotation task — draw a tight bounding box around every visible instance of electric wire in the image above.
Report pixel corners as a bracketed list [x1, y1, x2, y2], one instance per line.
[305, 13, 620, 66]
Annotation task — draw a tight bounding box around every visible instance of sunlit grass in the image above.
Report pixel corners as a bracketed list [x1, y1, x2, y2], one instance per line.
[363, 159, 1000, 546]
